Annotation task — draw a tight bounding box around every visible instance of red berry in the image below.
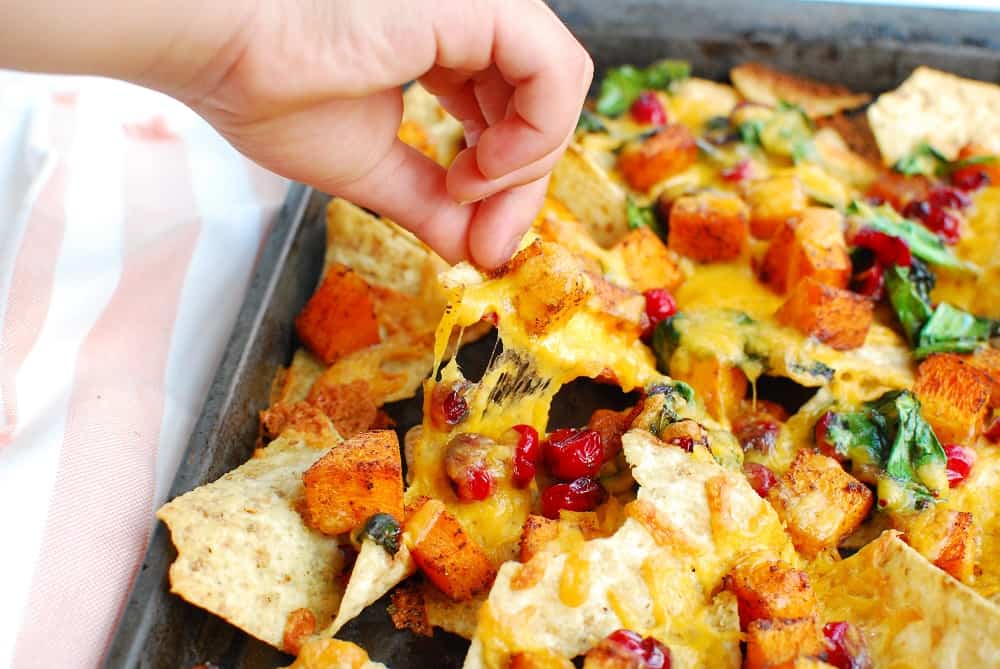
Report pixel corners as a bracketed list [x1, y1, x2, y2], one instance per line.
[945, 444, 976, 488]
[511, 424, 540, 487]
[540, 477, 607, 518]
[642, 288, 677, 338]
[814, 411, 841, 460]
[823, 621, 872, 669]
[951, 164, 991, 191]
[604, 629, 671, 669]
[985, 416, 1000, 444]
[734, 420, 780, 455]
[454, 466, 494, 501]
[849, 228, 912, 267]
[630, 91, 667, 125]
[429, 381, 470, 429]
[903, 200, 961, 244]
[720, 158, 752, 182]
[743, 462, 777, 498]
[542, 428, 604, 480]
[444, 434, 497, 501]
[928, 185, 972, 210]
[850, 264, 885, 300]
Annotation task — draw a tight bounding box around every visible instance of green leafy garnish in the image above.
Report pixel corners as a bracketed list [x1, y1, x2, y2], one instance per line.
[651, 315, 684, 373]
[576, 109, 607, 133]
[885, 265, 934, 344]
[758, 101, 816, 162]
[944, 153, 999, 174]
[738, 119, 764, 147]
[626, 196, 663, 236]
[893, 142, 949, 176]
[595, 60, 690, 117]
[360, 512, 401, 555]
[847, 200, 977, 271]
[914, 303, 994, 358]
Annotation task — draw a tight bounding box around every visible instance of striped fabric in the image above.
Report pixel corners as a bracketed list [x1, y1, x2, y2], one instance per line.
[0, 73, 289, 669]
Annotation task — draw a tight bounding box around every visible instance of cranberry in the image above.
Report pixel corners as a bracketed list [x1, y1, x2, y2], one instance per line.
[743, 462, 777, 498]
[630, 91, 668, 125]
[945, 444, 976, 487]
[823, 621, 872, 669]
[734, 420, 780, 455]
[540, 477, 607, 518]
[850, 264, 885, 300]
[444, 433, 497, 501]
[511, 424, 540, 487]
[951, 164, 991, 191]
[604, 629, 671, 669]
[542, 428, 604, 480]
[849, 228, 912, 267]
[928, 186, 972, 210]
[429, 381, 470, 429]
[642, 288, 677, 338]
[903, 200, 961, 244]
[720, 158, 752, 182]
[454, 466, 494, 501]
[814, 411, 841, 460]
[985, 416, 1000, 444]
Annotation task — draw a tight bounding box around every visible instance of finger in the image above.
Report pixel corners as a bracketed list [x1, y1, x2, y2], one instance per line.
[472, 66, 514, 126]
[421, 80, 488, 146]
[467, 175, 549, 268]
[334, 138, 474, 264]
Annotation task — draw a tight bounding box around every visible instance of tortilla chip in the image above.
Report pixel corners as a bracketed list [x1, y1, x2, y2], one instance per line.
[274, 349, 328, 405]
[464, 430, 793, 668]
[812, 127, 879, 190]
[158, 434, 345, 649]
[548, 144, 628, 246]
[730, 62, 871, 118]
[670, 77, 741, 129]
[281, 638, 387, 669]
[401, 83, 465, 167]
[321, 539, 416, 637]
[422, 585, 486, 640]
[815, 112, 882, 165]
[868, 66, 1000, 164]
[811, 531, 1000, 666]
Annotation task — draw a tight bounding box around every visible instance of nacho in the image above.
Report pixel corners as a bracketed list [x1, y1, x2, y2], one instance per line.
[731, 62, 871, 118]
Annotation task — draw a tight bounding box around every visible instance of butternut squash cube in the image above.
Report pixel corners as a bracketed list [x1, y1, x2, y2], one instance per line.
[612, 227, 685, 292]
[745, 175, 808, 239]
[723, 559, 817, 630]
[776, 277, 873, 351]
[299, 430, 404, 536]
[404, 499, 496, 600]
[744, 617, 825, 669]
[968, 347, 1000, 408]
[914, 353, 991, 444]
[767, 450, 873, 557]
[759, 207, 851, 293]
[667, 191, 749, 263]
[295, 264, 380, 364]
[893, 507, 979, 583]
[669, 353, 748, 424]
[617, 123, 698, 191]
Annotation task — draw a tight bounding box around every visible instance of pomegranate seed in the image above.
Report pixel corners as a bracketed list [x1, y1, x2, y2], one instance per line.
[928, 186, 972, 210]
[951, 164, 991, 191]
[642, 288, 677, 338]
[743, 462, 777, 498]
[720, 158, 752, 182]
[454, 466, 494, 501]
[903, 200, 961, 244]
[945, 444, 976, 487]
[540, 477, 607, 518]
[985, 416, 1000, 444]
[734, 420, 780, 455]
[849, 228, 912, 267]
[542, 428, 604, 480]
[429, 381, 470, 429]
[823, 621, 872, 669]
[604, 629, 672, 669]
[511, 424, 540, 487]
[630, 91, 667, 125]
[851, 264, 885, 300]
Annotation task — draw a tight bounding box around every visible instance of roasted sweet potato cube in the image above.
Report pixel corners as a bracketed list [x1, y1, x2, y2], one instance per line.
[968, 347, 1000, 408]
[776, 277, 873, 351]
[864, 172, 931, 211]
[668, 191, 749, 263]
[497, 240, 590, 336]
[893, 507, 979, 583]
[512, 651, 575, 669]
[404, 499, 496, 600]
[723, 559, 817, 629]
[767, 450, 874, 557]
[519, 514, 560, 563]
[295, 264, 380, 364]
[759, 207, 851, 293]
[299, 430, 404, 536]
[388, 582, 432, 636]
[914, 354, 991, 443]
[744, 617, 825, 669]
[745, 175, 808, 239]
[612, 227, 685, 292]
[617, 123, 699, 191]
[670, 353, 748, 423]
[588, 407, 639, 459]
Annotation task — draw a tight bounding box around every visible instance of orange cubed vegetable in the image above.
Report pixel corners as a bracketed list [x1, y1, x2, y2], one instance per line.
[667, 191, 749, 263]
[295, 264, 380, 364]
[759, 207, 851, 293]
[617, 124, 699, 191]
[968, 347, 1000, 408]
[388, 582, 432, 637]
[914, 353, 992, 444]
[864, 171, 932, 211]
[776, 277, 873, 351]
[299, 430, 404, 536]
[405, 498, 497, 600]
[519, 514, 560, 563]
[767, 450, 874, 558]
[723, 559, 817, 629]
[745, 175, 808, 239]
[893, 507, 979, 583]
[612, 227, 685, 292]
[744, 617, 825, 669]
[669, 353, 748, 423]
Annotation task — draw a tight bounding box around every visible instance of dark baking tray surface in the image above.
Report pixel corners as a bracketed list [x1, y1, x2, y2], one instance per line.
[104, 2, 1000, 667]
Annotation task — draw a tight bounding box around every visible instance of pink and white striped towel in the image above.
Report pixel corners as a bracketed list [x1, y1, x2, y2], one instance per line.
[0, 72, 290, 669]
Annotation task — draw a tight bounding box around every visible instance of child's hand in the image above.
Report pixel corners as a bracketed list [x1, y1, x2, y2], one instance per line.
[174, 0, 593, 267]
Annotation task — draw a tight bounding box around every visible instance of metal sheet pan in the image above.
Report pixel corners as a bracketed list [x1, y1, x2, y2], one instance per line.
[104, 2, 1000, 667]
